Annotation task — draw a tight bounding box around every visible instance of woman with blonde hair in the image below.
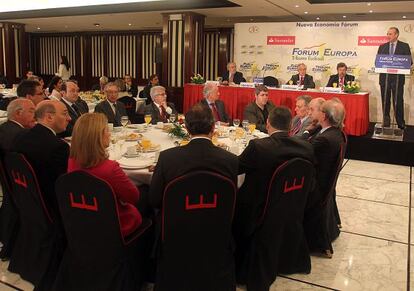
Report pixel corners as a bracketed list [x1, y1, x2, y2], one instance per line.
[68, 112, 142, 237]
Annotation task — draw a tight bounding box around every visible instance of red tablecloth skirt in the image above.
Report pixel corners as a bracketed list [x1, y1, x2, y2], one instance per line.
[183, 84, 369, 136]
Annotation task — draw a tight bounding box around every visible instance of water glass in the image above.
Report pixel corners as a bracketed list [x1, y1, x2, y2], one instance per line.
[242, 120, 249, 132]
[233, 119, 240, 127]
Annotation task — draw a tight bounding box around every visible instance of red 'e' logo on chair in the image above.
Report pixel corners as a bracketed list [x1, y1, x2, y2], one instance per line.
[69, 192, 99, 211]
[185, 194, 217, 210]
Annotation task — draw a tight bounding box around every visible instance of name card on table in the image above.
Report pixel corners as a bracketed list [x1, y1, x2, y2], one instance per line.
[239, 82, 256, 88]
[281, 84, 303, 90]
[320, 87, 343, 93]
[205, 80, 220, 86]
[253, 77, 264, 84]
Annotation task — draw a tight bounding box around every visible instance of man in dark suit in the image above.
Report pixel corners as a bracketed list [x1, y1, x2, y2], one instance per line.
[123, 74, 138, 97]
[326, 62, 355, 88]
[221, 62, 246, 85]
[200, 82, 230, 125]
[301, 97, 325, 140]
[59, 81, 87, 137]
[304, 100, 346, 258]
[377, 27, 412, 129]
[149, 103, 238, 208]
[94, 82, 127, 127]
[243, 85, 275, 133]
[143, 85, 177, 124]
[291, 95, 312, 136]
[13, 100, 71, 216]
[287, 63, 315, 89]
[0, 99, 35, 151]
[235, 106, 315, 238]
[17, 79, 45, 106]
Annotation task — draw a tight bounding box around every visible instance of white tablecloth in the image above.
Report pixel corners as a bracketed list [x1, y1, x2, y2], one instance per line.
[108, 125, 257, 187]
[0, 110, 7, 124]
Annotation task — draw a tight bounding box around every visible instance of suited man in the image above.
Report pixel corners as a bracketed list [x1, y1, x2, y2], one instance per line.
[94, 82, 127, 127]
[123, 74, 138, 97]
[304, 100, 346, 258]
[0, 99, 35, 152]
[377, 27, 412, 129]
[221, 62, 246, 85]
[13, 100, 71, 216]
[143, 86, 177, 124]
[326, 62, 355, 88]
[243, 84, 275, 133]
[287, 63, 315, 89]
[17, 79, 46, 106]
[200, 82, 230, 125]
[301, 97, 325, 140]
[291, 95, 312, 136]
[59, 81, 87, 138]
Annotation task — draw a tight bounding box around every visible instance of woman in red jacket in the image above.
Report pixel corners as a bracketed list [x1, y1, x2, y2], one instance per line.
[68, 112, 142, 237]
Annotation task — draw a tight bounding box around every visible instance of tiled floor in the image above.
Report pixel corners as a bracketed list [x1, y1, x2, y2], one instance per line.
[0, 159, 412, 291]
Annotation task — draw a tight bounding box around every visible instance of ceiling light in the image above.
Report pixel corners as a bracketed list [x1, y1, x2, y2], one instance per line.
[94, 23, 100, 27]
[304, 11, 308, 14]
[37, 27, 40, 30]
[316, 17, 320, 20]
[367, 2, 371, 6]
[343, 15, 347, 18]
[402, 15, 407, 18]
[295, 5, 299, 8]
[128, 23, 132, 26]
[369, 10, 373, 13]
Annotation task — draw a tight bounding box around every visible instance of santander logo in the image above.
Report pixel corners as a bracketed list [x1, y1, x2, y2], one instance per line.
[358, 36, 388, 46]
[267, 36, 295, 45]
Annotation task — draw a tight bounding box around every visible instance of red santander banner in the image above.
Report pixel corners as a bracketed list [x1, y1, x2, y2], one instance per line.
[267, 36, 295, 45]
[358, 36, 388, 46]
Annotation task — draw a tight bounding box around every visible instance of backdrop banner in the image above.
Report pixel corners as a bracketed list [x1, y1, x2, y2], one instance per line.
[234, 21, 414, 124]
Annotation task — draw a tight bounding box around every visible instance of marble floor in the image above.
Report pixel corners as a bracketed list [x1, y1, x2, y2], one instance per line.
[0, 159, 412, 291]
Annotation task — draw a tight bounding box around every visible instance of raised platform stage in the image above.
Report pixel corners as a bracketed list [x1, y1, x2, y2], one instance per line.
[346, 122, 414, 166]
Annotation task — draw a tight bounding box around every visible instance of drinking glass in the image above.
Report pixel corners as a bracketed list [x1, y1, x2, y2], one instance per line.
[242, 120, 249, 132]
[121, 116, 129, 134]
[332, 82, 338, 88]
[233, 119, 240, 127]
[144, 114, 152, 127]
[169, 114, 176, 123]
[248, 123, 256, 134]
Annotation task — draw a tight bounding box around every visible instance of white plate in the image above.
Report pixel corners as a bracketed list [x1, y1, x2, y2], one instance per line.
[118, 158, 153, 169]
[122, 152, 140, 158]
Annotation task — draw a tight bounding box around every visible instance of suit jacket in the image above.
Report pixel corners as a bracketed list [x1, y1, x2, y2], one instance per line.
[291, 116, 312, 136]
[143, 102, 177, 124]
[126, 84, 138, 97]
[221, 71, 246, 84]
[94, 100, 127, 127]
[326, 74, 355, 87]
[76, 98, 89, 114]
[68, 158, 141, 237]
[310, 126, 345, 205]
[235, 131, 315, 236]
[243, 101, 275, 133]
[287, 74, 316, 89]
[12, 124, 70, 216]
[200, 98, 230, 123]
[377, 40, 412, 86]
[149, 138, 238, 209]
[59, 98, 87, 138]
[0, 121, 27, 152]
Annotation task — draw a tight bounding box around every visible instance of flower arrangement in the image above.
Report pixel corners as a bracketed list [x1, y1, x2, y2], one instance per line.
[168, 123, 190, 139]
[343, 81, 361, 94]
[190, 73, 205, 84]
[79, 90, 105, 102]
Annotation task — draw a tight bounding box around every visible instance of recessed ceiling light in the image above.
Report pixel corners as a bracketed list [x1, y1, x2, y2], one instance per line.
[37, 27, 40, 30]
[367, 2, 371, 6]
[304, 11, 308, 14]
[402, 15, 407, 18]
[343, 15, 347, 18]
[369, 10, 373, 13]
[316, 17, 320, 20]
[128, 23, 132, 26]
[94, 23, 100, 27]
[295, 5, 299, 8]
[250, 18, 254, 21]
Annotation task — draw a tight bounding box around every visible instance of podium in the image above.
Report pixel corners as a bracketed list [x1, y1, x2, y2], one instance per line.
[373, 54, 412, 141]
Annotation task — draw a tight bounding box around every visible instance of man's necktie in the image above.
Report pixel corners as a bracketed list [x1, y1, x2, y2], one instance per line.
[300, 76, 304, 85]
[210, 103, 220, 121]
[290, 119, 302, 136]
[339, 77, 344, 88]
[71, 104, 81, 116]
[160, 105, 167, 122]
[229, 73, 234, 83]
[390, 43, 395, 55]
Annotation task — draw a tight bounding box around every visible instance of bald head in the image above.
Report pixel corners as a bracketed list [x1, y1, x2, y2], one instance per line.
[36, 100, 71, 134]
[7, 98, 36, 128]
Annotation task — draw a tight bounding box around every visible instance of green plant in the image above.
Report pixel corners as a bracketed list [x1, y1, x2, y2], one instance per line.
[190, 73, 205, 84]
[168, 123, 190, 139]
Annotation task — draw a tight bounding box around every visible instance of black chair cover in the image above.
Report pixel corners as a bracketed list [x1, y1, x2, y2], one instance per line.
[118, 96, 142, 124]
[237, 158, 314, 291]
[156, 171, 237, 291]
[0, 152, 18, 259]
[4, 152, 62, 290]
[263, 76, 279, 88]
[53, 170, 152, 291]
